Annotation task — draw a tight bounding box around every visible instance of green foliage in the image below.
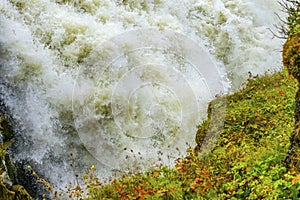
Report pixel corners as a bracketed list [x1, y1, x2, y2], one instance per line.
[280, 0, 300, 37]
[282, 0, 300, 81]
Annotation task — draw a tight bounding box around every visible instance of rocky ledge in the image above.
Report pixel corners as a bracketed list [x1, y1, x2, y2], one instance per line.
[0, 112, 33, 200]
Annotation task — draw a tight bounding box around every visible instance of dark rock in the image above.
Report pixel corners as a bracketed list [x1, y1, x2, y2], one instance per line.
[14, 161, 50, 200]
[0, 179, 33, 200]
[0, 113, 15, 142]
[0, 113, 33, 199]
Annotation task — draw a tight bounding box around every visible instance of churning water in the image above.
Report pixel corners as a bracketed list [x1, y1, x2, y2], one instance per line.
[0, 0, 285, 191]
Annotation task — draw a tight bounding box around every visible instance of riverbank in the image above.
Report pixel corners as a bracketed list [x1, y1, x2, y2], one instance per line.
[1, 68, 299, 199]
[66, 69, 299, 199]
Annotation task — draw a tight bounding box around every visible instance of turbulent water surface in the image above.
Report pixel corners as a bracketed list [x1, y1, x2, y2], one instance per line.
[0, 0, 285, 193]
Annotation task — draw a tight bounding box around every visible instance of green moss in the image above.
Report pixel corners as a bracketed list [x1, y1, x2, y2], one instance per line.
[0, 180, 15, 200]
[11, 185, 33, 200]
[0, 180, 33, 200]
[283, 33, 300, 80]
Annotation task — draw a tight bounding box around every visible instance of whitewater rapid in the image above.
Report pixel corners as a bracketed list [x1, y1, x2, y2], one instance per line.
[0, 0, 285, 192]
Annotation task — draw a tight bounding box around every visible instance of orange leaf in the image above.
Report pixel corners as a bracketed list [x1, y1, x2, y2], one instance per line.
[178, 168, 184, 173]
[74, 185, 81, 191]
[228, 188, 234, 195]
[195, 177, 202, 183]
[158, 192, 167, 197]
[132, 189, 138, 193]
[292, 177, 299, 185]
[153, 172, 160, 177]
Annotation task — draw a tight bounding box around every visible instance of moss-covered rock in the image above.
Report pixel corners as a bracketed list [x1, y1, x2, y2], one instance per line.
[0, 180, 33, 200]
[195, 96, 226, 152]
[0, 150, 17, 186]
[0, 113, 33, 199]
[0, 113, 14, 142]
[0, 180, 15, 200]
[283, 33, 300, 81]
[282, 0, 300, 170]
[0, 180, 32, 200]
[11, 185, 33, 200]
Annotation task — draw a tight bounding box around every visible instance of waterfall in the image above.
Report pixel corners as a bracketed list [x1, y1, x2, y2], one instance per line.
[0, 0, 285, 190]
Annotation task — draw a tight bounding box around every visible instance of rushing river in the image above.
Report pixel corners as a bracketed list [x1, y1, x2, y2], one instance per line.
[0, 0, 285, 193]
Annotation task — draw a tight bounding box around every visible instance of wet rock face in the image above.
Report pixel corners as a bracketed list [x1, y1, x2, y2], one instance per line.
[0, 113, 15, 144]
[0, 112, 33, 199]
[14, 160, 50, 200]
[0, 152, 33, 200]
[0, 117, 14, 142]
